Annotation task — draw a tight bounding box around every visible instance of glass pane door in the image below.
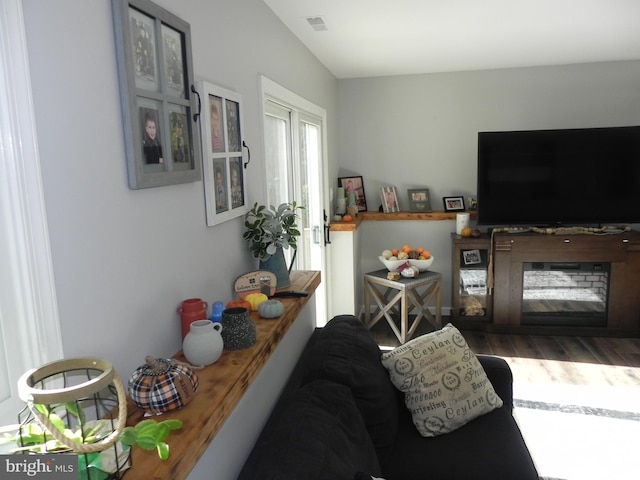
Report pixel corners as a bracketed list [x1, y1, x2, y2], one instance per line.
[264, 98, 327, 325]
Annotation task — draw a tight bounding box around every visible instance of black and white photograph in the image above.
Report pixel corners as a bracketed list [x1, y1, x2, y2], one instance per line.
[162, 25, 185, 97]
[130, 8, 157, 89]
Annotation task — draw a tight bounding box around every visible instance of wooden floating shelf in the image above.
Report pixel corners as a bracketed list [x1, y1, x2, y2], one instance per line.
[329, 211, 477, 231]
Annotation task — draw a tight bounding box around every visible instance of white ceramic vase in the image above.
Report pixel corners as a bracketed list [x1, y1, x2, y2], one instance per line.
[182, 319, 224, 366]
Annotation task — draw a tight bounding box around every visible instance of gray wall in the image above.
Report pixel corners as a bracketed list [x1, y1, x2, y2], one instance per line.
[338, 61, 640, 308]
[22, 0, 338, 379]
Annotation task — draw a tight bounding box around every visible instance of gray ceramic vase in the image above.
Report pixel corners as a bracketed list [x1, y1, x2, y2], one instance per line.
[220, 307, 256, 350]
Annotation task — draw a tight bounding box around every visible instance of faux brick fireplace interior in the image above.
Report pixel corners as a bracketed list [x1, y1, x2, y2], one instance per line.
[521, 262, 609, 327]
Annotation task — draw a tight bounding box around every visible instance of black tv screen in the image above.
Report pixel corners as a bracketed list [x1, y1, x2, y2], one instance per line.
[476, 126, 640, 226]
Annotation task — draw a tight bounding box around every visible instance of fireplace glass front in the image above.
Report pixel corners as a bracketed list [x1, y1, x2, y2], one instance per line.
[521, 262, 609, 327]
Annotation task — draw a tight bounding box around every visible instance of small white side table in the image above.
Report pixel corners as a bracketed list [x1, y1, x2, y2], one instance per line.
[363, 268, 442, 343]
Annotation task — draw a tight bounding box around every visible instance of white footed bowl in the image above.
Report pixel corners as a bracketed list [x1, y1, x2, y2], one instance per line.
[378, 255, 434, 272]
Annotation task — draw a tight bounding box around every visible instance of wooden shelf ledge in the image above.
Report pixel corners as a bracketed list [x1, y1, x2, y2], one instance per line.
[329, 210, 477, 231]
[123, 270, 321, 480]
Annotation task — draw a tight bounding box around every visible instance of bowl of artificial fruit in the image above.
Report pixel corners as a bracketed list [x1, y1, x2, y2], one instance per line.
[379, 245, 434, 272]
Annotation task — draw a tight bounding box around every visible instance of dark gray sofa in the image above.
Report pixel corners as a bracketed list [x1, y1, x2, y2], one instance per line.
[239, 315, 539, 480]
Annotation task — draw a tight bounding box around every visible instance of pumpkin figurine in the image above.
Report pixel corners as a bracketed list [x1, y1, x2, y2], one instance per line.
[128, 356, 199, 415]
[258, 299, 285, 319]
[245, 292, 269, 311]
[226, 299, 252, 312]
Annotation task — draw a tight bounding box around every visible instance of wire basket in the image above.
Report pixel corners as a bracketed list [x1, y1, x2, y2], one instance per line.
[14, 357, 131, 479]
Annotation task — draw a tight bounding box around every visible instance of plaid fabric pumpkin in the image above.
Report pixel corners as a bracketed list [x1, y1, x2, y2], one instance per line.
[128, 356, 199, 414]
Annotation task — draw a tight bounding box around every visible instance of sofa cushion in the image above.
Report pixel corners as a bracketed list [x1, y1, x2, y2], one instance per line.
[298, 315, 399, 455]
[239, 379, 382, 480]
[380, 323, 503, 437]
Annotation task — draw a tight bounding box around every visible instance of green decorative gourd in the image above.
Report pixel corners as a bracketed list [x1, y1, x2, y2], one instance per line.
[258, 299, 285, 319]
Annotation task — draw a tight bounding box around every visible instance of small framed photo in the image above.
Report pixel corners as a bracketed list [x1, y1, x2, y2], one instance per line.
[380, 187, 400, 213]
[338, 176, 367, 212]
[443, 196, 466, 212]
[407, 188, 432, 212]
[463, 249, 482, 265]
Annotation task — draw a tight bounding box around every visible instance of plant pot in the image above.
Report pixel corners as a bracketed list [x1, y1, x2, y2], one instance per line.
[259, 247, 291, 289]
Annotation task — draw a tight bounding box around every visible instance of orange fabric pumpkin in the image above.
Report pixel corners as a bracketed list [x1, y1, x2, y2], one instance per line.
[226, 299, 251, 311]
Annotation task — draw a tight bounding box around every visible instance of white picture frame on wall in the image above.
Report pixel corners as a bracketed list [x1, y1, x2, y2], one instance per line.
[197, 80, 248, 226]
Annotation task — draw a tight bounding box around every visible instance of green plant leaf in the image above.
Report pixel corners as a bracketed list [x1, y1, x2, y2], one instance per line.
[156, 442, 170, 460]
[133, 419, 156, 432]
[118, 427, 137, 446]
[136, 435, 158, 450]
[154, 423, 170, 442]
[162, 419, 183, 431]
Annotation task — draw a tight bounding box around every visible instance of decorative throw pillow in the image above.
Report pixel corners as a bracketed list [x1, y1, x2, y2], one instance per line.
[380, 323, 503, 437]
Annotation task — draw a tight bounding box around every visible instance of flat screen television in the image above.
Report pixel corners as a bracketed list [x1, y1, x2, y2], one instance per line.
[476, 125, 640, 226]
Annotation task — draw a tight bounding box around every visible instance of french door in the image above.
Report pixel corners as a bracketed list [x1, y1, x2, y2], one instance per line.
[261, 77, 328, 326]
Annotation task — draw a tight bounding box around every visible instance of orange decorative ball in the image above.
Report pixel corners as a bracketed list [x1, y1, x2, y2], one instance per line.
[461, 227, 473, 237]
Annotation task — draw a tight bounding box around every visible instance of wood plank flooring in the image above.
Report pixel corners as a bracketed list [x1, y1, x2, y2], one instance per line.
[369, 317, 640, 388]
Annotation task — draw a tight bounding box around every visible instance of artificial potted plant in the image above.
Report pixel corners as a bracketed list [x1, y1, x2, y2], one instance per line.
[243, 202, 303, 288]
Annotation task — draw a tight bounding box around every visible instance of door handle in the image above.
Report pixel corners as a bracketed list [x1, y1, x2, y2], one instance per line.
[324, 209, 331, 245]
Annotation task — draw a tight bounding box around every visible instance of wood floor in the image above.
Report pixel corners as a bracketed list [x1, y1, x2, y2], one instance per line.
[462, 329, 640, 388]
[369, 317, 640, 388]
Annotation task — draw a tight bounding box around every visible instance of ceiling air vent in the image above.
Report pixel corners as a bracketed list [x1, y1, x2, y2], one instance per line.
[306, 16, 328, 32]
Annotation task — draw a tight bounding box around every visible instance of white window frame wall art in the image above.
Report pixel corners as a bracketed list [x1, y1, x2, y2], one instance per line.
[112, 0, 201, 189]
[198, 80, 248, 226]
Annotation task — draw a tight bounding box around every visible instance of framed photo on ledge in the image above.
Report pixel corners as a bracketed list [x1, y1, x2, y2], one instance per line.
[443, 196, 466, 212]
[407, 188, 432, 212]
[380, 187, 400, 213]
[198, 80, 248, 226]
[112, 0, 201, 189]
[338, 176, 367, 212]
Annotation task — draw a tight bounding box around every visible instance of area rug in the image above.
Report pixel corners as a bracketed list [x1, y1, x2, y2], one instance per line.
[512, 382, 640, 480]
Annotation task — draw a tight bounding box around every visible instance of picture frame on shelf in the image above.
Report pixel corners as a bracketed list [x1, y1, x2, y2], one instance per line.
[407, 188, 432, 212]
[443, 196, 466, 212]
[198, 80, 248, 226]
[462, 249, 482, 265]
[380, 187, 400, 213]
[338, 176, 367, 212]
[112, 0, 201, 189]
